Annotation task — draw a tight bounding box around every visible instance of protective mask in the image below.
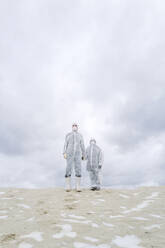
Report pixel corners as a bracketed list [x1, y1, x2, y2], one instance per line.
[90, 141, 96, 145]
[72, 126, 78, 132]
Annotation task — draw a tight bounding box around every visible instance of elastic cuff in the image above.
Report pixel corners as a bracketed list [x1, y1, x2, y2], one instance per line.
[65, 175, 71, 178]
[75, 175, 81, 177]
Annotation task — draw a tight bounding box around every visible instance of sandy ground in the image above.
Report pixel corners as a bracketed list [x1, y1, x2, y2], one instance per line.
[0, 186, 165, 248]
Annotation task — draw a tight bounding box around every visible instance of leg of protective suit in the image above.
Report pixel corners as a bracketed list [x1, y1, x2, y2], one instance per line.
[98, 170, 102, 185]
[74, 156, 82, 177]
[95, 170, 101, 187]
[89, 170, 96, 187]
[65, 156, 74, 178]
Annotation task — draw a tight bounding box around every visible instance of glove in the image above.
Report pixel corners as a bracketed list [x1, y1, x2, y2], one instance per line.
[98, 165, 102, 169]
[63, 153, 67, 159]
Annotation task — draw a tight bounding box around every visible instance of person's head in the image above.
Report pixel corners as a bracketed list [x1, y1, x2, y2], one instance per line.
[90, 138, 96, 145]
[72, 123, 78, 132]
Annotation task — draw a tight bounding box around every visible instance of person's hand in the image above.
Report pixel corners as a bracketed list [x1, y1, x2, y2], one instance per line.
[82, 156, 85, 160]
[63, 153, 67, 159]
[98, 165, 102, 169]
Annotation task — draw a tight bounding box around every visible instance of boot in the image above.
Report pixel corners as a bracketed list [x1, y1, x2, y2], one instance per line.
[95, 186, 101, 191]
[90, 186, 97, 191]
[75, 177, 81, 192]
[65, 177, 71, 192]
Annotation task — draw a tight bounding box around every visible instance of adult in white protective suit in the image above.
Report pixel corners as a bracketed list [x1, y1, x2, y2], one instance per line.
[63, 123, 85, 192]
[86, 138, 103, 191]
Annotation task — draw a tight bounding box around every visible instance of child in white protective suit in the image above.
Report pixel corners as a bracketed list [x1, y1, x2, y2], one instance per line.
[86, 139, 103, 191]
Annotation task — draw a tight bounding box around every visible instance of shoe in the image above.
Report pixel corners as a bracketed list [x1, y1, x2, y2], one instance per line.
[76, 177, 81, 192]
[65, 177, 71, 192]
[95, 186, 101, 191]
[90, 186, 97, 191]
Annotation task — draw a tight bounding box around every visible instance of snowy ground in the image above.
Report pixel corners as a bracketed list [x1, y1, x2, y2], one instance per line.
[0, 187, 165, 248]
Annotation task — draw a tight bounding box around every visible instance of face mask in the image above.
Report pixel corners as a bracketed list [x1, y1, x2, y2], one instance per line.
[72, 126, 78, 132]
[90, 141, 96, 145]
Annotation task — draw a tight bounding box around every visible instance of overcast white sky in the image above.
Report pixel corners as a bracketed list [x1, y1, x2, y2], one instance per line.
[0, 0, 165, 188]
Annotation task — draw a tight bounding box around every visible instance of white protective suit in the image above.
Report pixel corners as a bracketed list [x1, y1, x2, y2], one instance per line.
[63, 130, 85, 178]
[86, 139, 103, 190]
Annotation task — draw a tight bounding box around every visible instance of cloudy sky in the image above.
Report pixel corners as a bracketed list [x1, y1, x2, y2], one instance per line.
[0, 0, 165, 188]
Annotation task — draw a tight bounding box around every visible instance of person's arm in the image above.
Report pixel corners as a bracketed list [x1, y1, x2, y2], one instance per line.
[85, 147, 88, 161]
[63, 134, 69, 158]
[80, 135, 85, 160]
[98, 149, 103, 169]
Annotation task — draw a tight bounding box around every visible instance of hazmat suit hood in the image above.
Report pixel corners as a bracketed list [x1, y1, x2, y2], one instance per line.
[72, 123, 78, 132]
[90, 139, 96, 145]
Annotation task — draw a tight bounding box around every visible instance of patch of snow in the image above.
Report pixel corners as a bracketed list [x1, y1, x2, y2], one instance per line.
[84, 236, 99, 242]
[132, 217, 148, 221]
[122, 200, 153, 214]
[21, 232, 43, 242]
[109, 215, 124, 218]
[53, 232, 64, 239]
[136, 201, 153, 209]
[68, 214, 86, 220]
[112, 235, 143, 248]
[1, 197, 12, 200]
[53, 224, 76, 239]
[63, 218, 91, 224]
[150, 214, 162, 219]
[91, 223, 99, 228]
[73, 200, 80, 204]
[103, 222, 114, 227]
[17, 204, 31, 209]
[18, 242, 33, 248]
[119, 194, 130, 199]
[26, 217, 35, 222]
